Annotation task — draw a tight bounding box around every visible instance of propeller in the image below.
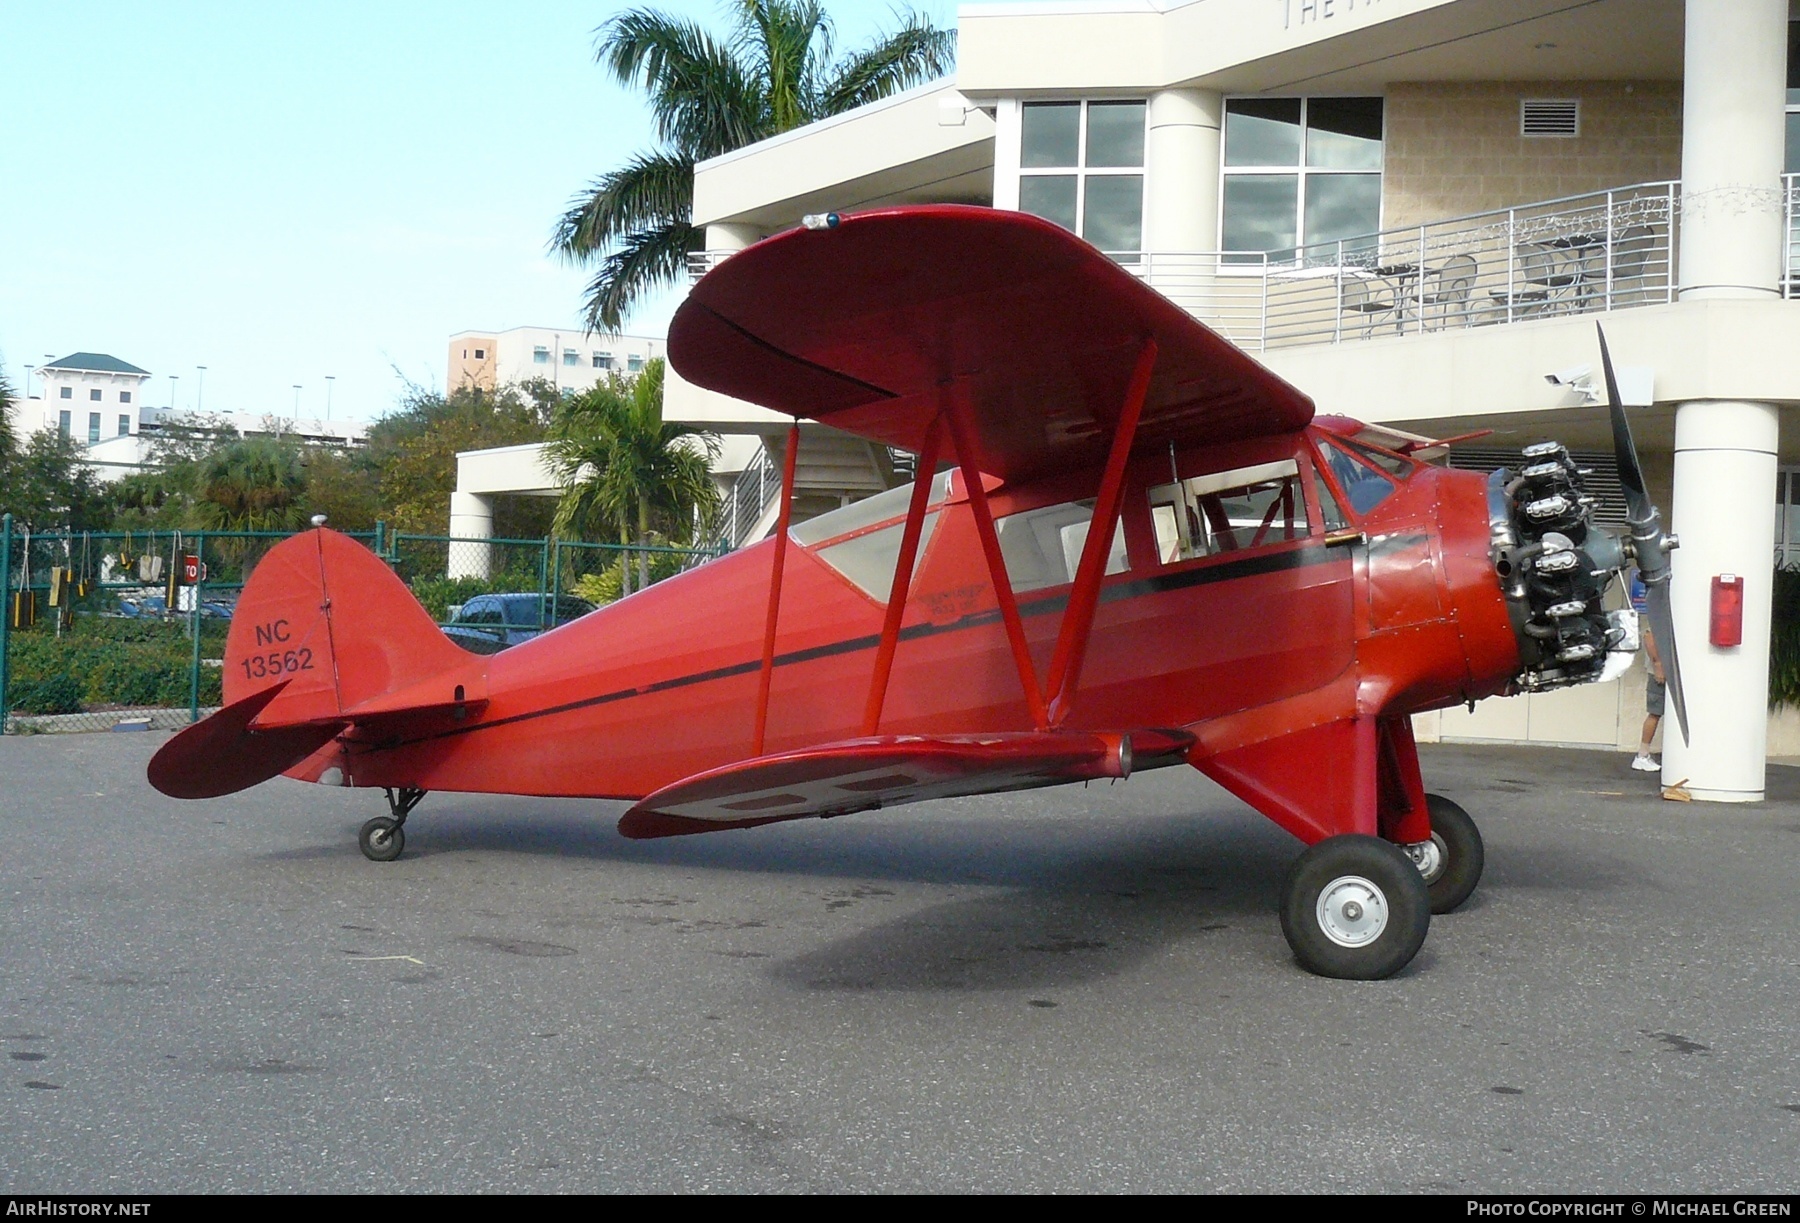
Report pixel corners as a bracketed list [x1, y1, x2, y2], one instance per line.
[1597, 324, 1688, 743]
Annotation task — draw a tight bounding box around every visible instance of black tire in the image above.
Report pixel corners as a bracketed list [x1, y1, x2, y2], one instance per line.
[1280, 834, 1430, 980]
[1419, 794, 1484, 915]
[359, 816, 404, 863]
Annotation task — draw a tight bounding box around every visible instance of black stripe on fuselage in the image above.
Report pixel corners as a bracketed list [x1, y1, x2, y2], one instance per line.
[374, 539, 1344, 750]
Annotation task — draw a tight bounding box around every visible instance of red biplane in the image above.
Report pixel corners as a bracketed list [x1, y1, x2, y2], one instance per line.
[149, 206, 1683, 979]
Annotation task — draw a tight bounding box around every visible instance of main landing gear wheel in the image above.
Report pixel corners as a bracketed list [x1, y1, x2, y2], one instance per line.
[1406, 794, 1485, 915]
[1281, 835, 1430, 980]
[359, 817, 404, 862]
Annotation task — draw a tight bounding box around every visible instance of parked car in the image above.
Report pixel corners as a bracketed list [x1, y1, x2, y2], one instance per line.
[111, 593, 234, 620]
[442, 593, 596, 654]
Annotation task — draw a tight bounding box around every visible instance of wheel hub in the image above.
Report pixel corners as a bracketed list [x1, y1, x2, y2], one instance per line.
[1404, 835, 1446, 884]
[1315, 875, 1390, 948]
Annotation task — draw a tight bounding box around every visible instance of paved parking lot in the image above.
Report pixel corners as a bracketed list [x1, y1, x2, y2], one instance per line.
[1, 732, 1796, 1192]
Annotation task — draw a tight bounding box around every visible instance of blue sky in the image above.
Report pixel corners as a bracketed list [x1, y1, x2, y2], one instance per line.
[0, 0, 960, 423]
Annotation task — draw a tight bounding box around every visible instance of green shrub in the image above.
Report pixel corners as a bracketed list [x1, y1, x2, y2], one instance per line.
[12, 673, 83, 715]
[1771, 566, 1800, 708]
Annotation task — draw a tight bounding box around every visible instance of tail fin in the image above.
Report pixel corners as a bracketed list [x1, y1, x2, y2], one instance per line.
[149, 528, 477, 799]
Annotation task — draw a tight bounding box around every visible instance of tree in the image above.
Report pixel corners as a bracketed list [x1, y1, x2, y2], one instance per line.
[554, 0, 955, 331]
[365, 381, 556, 537]
[189, 437, 311, 534]
[0, 362, 16, 470]
[0, 429, 111, 532]
[547, 359, 719, 594]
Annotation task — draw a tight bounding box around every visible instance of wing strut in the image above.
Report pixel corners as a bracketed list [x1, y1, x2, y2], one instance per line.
[945, 391, 1051, 729]
[1044, 337, 1157, 725]
[862, 416, 944, 735]
[753, 422, 802, 756]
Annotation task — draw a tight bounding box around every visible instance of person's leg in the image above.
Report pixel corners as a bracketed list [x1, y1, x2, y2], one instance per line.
[1634, 678, 1665, 770]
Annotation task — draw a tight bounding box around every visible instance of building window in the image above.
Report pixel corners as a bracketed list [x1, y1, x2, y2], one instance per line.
[1221, 96, 1383, 264]
[593, 351, 611, 369]
[1017, 100, 1146, 255]
[533, 346, 550, 364]
[58, 410, 70, 435]
[1777, 468, 1800, 565]
[87, 413, 100, 443]
[627, 354, 644, 372]
[563, 348, 579, 366]
[89, 388, 102, 401]
[120, 391, 131, 404]
[474, 348, 485, 360]
[59, 387, 72, 399]
[118, 414, 131, 437]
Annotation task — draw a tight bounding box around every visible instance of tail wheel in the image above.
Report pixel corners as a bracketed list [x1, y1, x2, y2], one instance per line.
[359, 816, 405, 863]
[1413, 794, 1484, 914]
[1281, 835, 1430, 980]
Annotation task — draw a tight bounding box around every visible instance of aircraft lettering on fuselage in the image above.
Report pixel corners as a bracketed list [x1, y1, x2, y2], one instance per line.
[254, 619, 291, 646]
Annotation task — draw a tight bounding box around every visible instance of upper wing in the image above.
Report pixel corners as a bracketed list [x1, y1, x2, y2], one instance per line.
[669, 205, 1314, 483]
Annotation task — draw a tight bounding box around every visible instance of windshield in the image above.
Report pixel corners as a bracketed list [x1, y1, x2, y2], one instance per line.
[1317, 439, 1396, 516]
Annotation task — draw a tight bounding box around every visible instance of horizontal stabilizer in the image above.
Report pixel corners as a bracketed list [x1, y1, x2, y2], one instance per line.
[148, 681, 346, 800]
[619, 727, 1194, 839]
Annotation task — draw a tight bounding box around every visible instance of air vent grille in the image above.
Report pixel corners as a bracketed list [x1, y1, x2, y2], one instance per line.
[1449, 447, 1627, 528]
[1520, 99, 1580, 138]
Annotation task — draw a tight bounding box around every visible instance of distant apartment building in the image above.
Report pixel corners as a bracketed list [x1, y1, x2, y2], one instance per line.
[447, 326, 666, 397]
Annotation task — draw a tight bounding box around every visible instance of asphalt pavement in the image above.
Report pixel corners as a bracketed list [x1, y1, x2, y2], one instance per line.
[1, 731, 1796, 1193]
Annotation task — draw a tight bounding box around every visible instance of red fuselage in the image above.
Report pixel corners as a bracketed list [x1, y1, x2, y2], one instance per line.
[304, 426, 1519, 801]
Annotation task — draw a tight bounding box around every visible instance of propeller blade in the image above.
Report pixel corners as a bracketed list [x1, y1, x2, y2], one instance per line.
[1597, 325, 1654, 523]
[1645, 580, 1689, 745]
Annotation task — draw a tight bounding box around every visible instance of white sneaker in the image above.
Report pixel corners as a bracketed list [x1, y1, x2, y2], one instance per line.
[1631, 753, 1660, 772]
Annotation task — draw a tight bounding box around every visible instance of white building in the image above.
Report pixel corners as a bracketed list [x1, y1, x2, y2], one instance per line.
[10, 352, 367, 482]
[658, 0, 1800, 799]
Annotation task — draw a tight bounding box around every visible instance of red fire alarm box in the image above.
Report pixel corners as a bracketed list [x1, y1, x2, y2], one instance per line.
[1710, 574, 1744, 648]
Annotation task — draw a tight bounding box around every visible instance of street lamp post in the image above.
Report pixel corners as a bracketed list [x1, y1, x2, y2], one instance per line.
[292, 385, 301, 419]
[324, 375, 335, 423]
[169, 374, 179, 412]
[196, 365, 206, 414]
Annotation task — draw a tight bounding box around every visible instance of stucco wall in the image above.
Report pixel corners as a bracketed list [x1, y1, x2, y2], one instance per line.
[1383, 81, 1683, 231]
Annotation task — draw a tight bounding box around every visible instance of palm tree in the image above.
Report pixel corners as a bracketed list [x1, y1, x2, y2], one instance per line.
[554, 0, 956, 332]
[190, 437, 310, 534]
[548, 359, 720, 595]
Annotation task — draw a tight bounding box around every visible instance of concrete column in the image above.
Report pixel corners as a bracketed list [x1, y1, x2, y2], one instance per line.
[1676, 0, 1787, 302]
[705, 223, 760, 253]
[1145, 88, 1222, 253]
[1662, 402, 1780, 800]
[448, 491, 495, 580]
[1145, 88, 1224, 318]
[1661, 0, 1787, 800]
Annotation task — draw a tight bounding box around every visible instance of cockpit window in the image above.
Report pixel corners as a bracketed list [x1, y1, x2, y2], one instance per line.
[995, 499, 1128, 594]
[1148, 459, 1307, 563]
[1341, 437, 1414, 480]
[791, 471, 951, 546]
[814, 513, 942, 600]
[1317, 440, 1396, 515]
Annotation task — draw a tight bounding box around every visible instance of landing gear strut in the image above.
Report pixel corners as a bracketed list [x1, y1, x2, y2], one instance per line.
[359, 786, 426, 862]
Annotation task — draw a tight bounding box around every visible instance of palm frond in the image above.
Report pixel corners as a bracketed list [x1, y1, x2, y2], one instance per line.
[734, 0, 833, 130]
[599, 9, 763, 156]
[551, 152, 694, 259]
[577, 221, 702, 335]
[819, 15, 956, 115]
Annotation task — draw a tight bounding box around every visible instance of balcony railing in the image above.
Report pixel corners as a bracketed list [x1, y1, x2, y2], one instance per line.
[691, 177, 1800, 351]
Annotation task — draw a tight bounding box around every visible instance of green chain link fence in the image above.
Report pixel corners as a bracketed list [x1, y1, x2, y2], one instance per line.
[0, 513, 723, 735]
